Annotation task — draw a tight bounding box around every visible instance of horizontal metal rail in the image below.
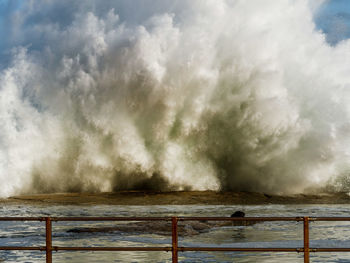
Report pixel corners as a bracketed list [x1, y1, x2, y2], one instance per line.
[48, 216, 304, 221]
[179, 216, 304, 221]
[179, 247, 301, 252]
[1, 216, 350, 263]
[0, 246, 44, 251]
[53, 247, 172, 252]
[50, 217, 172, 221]
[0, 217, 45, 221]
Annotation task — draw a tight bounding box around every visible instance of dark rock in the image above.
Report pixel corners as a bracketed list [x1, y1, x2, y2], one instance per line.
[231, 211, 245, 217]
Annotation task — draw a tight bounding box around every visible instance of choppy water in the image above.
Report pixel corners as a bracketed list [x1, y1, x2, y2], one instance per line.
[1, 204, 350, 262]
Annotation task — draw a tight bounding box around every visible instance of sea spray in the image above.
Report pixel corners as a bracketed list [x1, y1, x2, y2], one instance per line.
[0, 0, 349, 196]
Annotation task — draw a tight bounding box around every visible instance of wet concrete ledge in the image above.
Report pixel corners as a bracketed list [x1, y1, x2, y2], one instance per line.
[2, 191, 350, 205]
[67, 220, 257, 236]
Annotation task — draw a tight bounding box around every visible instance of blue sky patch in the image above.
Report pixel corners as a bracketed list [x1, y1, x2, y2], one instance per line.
[315, 0, 350, 44]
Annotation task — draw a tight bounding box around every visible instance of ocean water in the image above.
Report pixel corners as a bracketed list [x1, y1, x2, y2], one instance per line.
[0, 204, 350, 262]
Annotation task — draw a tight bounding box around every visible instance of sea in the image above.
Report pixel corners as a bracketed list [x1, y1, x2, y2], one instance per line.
[0, 204, 350, 262]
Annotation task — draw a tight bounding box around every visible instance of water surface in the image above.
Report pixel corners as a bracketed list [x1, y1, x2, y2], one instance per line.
[1, 204, 350, 262]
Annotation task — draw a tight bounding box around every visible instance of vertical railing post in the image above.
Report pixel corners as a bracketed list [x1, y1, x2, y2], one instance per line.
[172, 217, 178, 263]
[45, 217, 52, 263]
[303, 217, 310, 263]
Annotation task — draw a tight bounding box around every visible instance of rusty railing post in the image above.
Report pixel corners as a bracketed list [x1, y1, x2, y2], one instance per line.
[46, 217, 53, 263]
[172, 217, 178, 263]
[303, 217, 310, 263]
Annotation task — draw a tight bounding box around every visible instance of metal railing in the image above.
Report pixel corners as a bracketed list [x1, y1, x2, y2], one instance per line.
[0, 216, 350, 262]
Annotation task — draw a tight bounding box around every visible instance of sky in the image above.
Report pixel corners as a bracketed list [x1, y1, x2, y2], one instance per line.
[0, 0, 349, 49]
[315, 0, 350, 44]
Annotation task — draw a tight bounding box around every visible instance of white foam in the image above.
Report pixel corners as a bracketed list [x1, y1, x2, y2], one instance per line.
[0, 0, 349, 196]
